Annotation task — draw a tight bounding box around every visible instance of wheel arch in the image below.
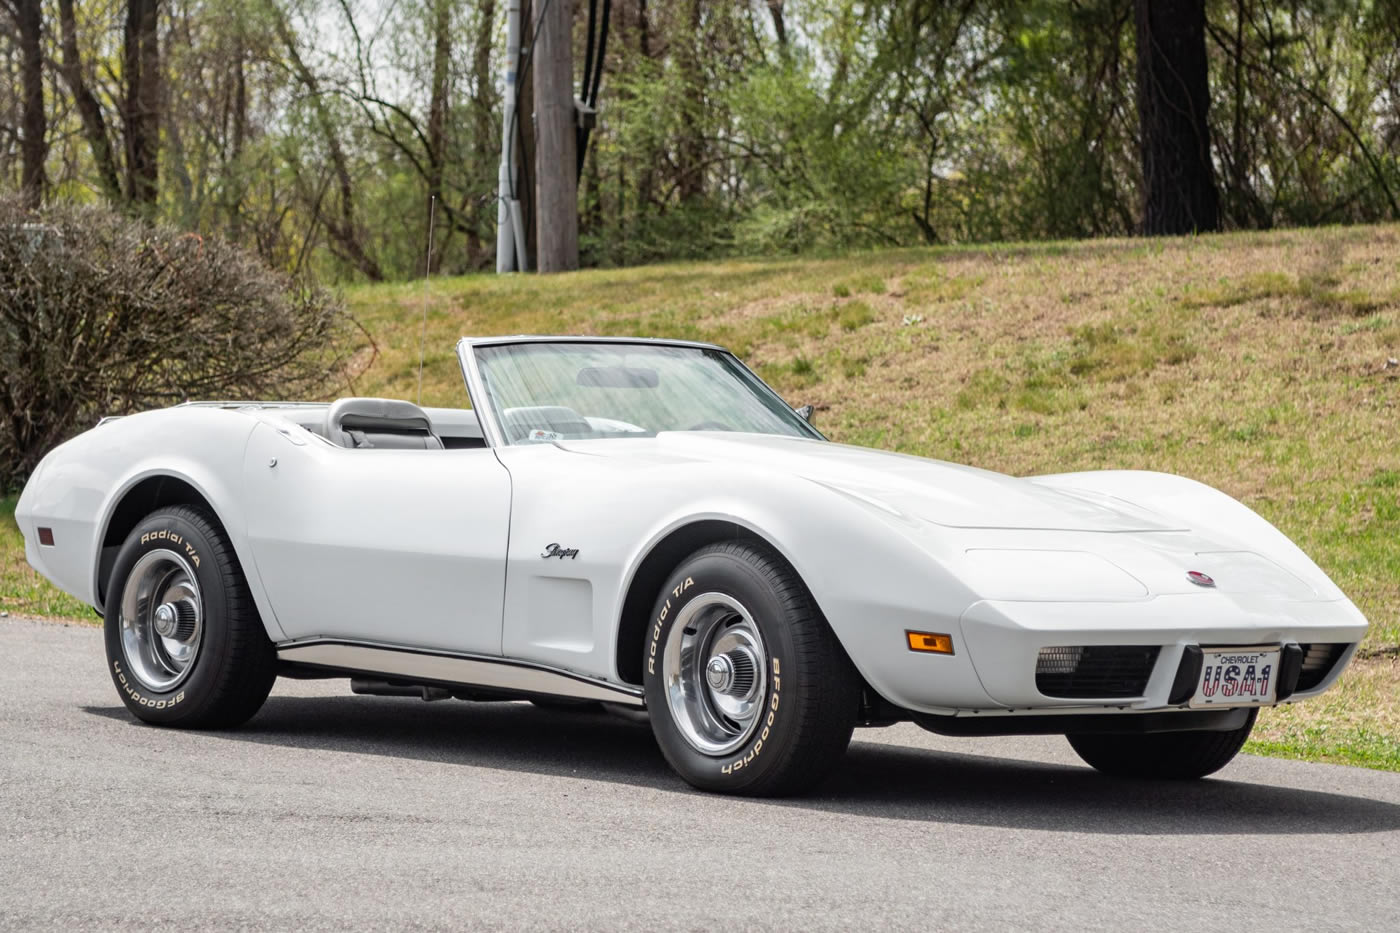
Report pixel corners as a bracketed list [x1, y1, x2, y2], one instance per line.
[614, 517, 804, 687]
[96, 474, 232, 608]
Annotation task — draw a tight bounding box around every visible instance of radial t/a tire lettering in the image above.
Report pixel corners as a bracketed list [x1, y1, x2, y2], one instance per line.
[103, 505, 277, 728]
[1066, 708, 1258, 779]
[643, 540, 860, 796]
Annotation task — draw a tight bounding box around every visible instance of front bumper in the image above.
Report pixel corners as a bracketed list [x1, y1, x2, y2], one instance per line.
[959, 594, 1366, 710]
[854, 592, 1367, 717]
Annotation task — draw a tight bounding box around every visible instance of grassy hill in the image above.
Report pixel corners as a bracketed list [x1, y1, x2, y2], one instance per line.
[347, 224, 1400, 769]
[5, 223, 1398, 768]
[352, 225, 1399, 647]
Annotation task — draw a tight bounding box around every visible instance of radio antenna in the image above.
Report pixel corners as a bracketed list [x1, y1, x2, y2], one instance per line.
[417, 195, 437, 406]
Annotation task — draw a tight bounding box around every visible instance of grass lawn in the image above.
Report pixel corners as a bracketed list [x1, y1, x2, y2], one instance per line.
[5, 223, 1398, 770]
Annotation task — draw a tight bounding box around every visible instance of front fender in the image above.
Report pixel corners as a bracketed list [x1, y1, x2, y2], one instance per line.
[603, 468, 997, 711]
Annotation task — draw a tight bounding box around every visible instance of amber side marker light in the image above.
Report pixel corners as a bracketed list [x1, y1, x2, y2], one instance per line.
[37, 527, 55, 546]
[906, 631, 954, 655]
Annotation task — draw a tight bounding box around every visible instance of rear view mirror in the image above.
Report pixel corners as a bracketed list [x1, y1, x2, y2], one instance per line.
[795, 405, 814, 424]
[577, 366, 659, 388]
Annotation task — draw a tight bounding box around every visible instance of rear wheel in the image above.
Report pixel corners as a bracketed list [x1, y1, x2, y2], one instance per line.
[643, 541, 860, 796]
[104, 505, 276, 728]
[1067, 709, 1258, 779]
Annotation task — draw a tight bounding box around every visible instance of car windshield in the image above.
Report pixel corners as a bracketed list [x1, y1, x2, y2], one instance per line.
[473, 342, 822, 445]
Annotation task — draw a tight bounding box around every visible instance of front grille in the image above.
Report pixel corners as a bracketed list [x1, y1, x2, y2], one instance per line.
[1035, 645, 1160, 699]
[1296, 643, 1349, 692]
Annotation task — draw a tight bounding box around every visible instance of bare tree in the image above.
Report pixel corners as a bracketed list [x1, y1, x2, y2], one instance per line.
[124, 0, 161, 208]
[468, 0, 498, 267]
[424, 0, 451, 270]
[270, 5, 383, 281]
[1135, 0, 1219, 234]
[6, 0, 45, 207]
[55, 0, 123, 202]
[675, 0, 705, 202]
[765, 0, 787, 49]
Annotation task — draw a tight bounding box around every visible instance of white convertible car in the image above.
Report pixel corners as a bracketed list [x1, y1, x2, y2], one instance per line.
[17, 336, 1367, 795]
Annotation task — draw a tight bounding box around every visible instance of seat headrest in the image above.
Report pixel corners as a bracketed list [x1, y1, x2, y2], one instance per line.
[325, 397, 438, 448]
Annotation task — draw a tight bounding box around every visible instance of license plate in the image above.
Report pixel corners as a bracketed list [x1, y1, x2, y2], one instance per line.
[1189, 646, 1281, 708]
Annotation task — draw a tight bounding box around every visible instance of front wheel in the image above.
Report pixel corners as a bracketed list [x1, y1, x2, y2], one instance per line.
[104, 505, 277, 728]
[1066, 708, 1258, 779]
[643, 541, 860, 796]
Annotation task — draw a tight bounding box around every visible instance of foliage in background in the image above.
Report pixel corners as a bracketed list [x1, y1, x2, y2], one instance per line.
[0, 196, 348, 490]
[1, 0, 1397, 279]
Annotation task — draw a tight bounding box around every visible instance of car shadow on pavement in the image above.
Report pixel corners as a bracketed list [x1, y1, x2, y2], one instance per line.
[811, 738, 1400, 835]
[84, 694, 1400, 836]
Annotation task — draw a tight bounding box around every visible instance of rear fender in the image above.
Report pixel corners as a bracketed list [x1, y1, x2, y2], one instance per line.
[24, 407, 287, 641]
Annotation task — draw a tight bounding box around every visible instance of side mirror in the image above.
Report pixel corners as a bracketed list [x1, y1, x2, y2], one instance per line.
[794, 405, 814, 424]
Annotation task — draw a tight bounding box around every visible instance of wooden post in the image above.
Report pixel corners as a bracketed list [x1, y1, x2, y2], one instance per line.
[533, 0, 579, 272]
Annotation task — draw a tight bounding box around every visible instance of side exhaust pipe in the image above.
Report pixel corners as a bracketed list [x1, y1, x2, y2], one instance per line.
[351, 678, 451, 702]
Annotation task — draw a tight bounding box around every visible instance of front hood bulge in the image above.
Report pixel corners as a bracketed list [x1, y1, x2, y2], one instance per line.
[558, 432, 1185, 533]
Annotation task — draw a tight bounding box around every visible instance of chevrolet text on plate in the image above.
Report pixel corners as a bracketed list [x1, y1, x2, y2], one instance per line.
[15, 336, 1366, 795]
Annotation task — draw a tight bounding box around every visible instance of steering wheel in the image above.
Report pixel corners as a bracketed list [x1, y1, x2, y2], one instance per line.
[687, 420, 733, 431]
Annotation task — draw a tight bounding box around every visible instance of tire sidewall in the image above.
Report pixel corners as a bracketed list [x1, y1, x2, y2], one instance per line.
[642, 548, 802, 792]
[103, 510, 231, 724]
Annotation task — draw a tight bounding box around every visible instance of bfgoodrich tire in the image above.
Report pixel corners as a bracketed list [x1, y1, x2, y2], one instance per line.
[643, 541, 860, 796]
[1066, 708, 1259, 779]
[103, 505, 277, 728]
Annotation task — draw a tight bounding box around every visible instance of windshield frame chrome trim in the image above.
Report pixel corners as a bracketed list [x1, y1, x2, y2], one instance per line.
[455, 337, 506, 448]
[461, 334, 727, 352]
[454, 336, 827, 448]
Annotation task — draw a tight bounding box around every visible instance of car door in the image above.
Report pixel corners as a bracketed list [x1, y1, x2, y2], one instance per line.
[242, 421, 511, 655]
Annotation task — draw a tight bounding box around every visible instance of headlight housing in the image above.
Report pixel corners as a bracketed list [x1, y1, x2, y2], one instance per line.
[960, 549, 1148, 601]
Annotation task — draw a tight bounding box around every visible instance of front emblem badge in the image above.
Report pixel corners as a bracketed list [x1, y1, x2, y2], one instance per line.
[1186, 570, 1216, 588]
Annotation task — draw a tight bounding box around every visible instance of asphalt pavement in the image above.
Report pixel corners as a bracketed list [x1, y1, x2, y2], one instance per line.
[2, 617, 1398, 931]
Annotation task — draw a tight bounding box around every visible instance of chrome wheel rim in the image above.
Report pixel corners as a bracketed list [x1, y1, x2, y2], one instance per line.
[119, 549, 203, 692]
[661, 592, 768, 756]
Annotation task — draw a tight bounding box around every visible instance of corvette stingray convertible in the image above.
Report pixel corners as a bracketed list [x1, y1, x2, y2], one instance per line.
[17, 336, 1367, 795]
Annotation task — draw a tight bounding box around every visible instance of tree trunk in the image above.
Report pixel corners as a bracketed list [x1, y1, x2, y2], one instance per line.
[466, 0, 497, 267]
[227, 35, 247, 243]
[1134, 0, 1219, 235]
[766, 0, 787, 49]
[1229, 0, 1246, 223]
[426, 0, 452, 272]
[515, 0, 537, 267]
[675, 0, 705, 202]
[56, 0, 123, 203]
[17, 0, 46, 208]
[471, 0, 497, 150]
[534, 0, 578, 272]
[124, 0, 162, 210]
[634, 0, 654, 214]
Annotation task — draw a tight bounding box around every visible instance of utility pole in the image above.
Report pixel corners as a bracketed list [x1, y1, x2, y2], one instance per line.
[495, 0, 528, 272]
[533, 0, 578, 272]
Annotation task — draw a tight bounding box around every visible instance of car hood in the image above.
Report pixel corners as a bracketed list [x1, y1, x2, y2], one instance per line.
[557, 432, 1185, 533]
